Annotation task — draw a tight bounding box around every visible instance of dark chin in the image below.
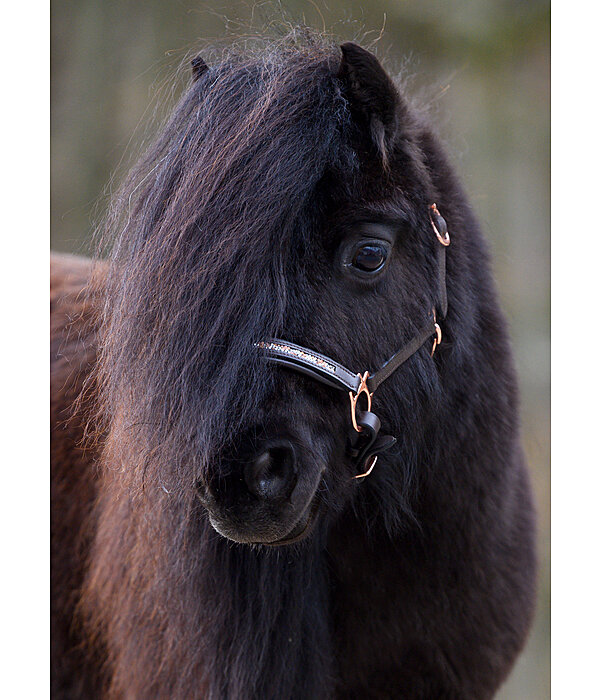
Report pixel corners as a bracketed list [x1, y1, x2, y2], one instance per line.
[208, 492, 321, 546]
[261, 496, 321, 546]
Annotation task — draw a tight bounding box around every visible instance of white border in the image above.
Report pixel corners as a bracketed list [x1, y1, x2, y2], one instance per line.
[551, 1, 600, 696]
[0, 1, 49, 696]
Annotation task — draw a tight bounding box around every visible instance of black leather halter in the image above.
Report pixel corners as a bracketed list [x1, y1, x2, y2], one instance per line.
[256, 204, 450, 479]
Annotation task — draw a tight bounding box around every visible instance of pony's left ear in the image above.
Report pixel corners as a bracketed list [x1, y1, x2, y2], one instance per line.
[191, 54, 209, 82]
[338, 43, 402, 165]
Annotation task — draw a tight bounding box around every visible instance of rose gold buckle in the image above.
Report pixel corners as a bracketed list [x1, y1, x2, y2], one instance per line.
[431, 309, 442, 357]
[349, 371, 372, 433]
[429, 203, 450, 246]
[353, 455, 378, 480]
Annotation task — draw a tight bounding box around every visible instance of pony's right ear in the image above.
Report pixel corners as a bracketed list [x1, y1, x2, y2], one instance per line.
[191, 55, 209, 82]
[338, 43, 403, 166]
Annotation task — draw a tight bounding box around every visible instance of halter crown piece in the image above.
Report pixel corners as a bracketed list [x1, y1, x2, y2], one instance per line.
[255, 204, 450, 479]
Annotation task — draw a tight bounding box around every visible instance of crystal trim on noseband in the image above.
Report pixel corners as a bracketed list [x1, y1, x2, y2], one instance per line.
[255, 341, 337, 374]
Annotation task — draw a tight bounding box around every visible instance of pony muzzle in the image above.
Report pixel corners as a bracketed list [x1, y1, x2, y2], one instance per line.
[196, 436, 324, 545]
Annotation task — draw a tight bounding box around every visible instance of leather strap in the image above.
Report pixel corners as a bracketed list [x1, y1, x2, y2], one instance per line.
[366, 318, 437, 392]
[436, 243, 448, 320]
[256, 340, 362, 393]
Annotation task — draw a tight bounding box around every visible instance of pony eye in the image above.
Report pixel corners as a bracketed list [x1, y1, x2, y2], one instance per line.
[351, 243, 388, 273]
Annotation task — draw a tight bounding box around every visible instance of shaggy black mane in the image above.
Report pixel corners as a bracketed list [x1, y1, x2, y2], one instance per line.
[95, 39, 356, 491]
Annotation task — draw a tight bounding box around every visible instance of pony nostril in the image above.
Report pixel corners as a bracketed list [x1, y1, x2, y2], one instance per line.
[244, 440, 297, 501]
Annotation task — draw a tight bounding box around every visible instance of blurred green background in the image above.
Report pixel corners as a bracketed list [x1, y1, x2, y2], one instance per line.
[51, 1, 549, 696]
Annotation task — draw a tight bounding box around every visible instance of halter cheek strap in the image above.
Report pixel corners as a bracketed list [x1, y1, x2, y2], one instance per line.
[256, 204, 450, 479]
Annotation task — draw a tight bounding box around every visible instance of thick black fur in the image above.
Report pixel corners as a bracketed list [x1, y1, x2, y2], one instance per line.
[54, 34, 536, 699]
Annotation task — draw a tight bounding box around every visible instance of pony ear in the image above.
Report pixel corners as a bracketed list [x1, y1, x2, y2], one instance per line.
[338, 43, 401, 165]
[191, 55, 209, 82]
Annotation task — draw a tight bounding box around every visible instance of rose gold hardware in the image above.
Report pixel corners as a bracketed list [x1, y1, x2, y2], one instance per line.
[429, 203, 450, 246]
[431, 308, 443, 356]
[431, 323, 442, 356]
[349, 371, 372, 433]
[353, 455, 378, 480]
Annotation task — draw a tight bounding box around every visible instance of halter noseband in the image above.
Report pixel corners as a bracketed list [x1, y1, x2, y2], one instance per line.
[255, 204, 450, 480]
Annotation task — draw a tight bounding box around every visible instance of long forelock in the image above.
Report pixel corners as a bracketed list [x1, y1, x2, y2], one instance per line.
[93, 41, 352, 492]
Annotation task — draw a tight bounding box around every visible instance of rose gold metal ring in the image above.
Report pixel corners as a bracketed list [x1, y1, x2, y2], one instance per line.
[349, 371, 372, 433]
[353, 455, 378, 480]
[431, 308, 443, 356]
[429, 203, 450, 246]
[431, 322, 442, 356]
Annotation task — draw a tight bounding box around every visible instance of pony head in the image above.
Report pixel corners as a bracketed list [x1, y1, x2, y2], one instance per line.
[96, 40, 450, 546]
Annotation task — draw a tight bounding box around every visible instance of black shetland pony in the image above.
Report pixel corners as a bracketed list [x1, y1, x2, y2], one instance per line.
[50, 36, 536, 699]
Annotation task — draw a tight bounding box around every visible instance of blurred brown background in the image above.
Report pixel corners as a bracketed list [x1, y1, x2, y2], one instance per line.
[51, 1, 549, 696]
